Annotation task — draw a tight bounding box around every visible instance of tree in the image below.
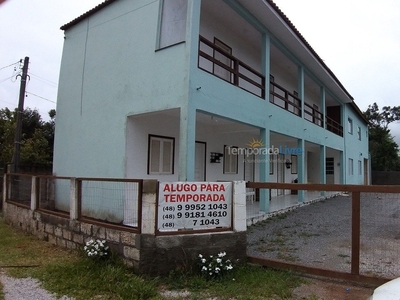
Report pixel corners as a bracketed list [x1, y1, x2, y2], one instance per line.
[363, 102, 400, 171]
[0, 107, 55, 166]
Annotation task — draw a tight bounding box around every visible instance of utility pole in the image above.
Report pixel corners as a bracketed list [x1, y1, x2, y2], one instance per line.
[10, 56, 29, 173]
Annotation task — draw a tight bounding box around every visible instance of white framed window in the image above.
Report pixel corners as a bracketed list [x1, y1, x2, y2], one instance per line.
[357, 126, 361, 140]
[348, 118, 353, 134]
[224, 145, 238, 174]
[358, 160, 362, 175]
[158, 0, 187, 49]
[348, 158, 354, 175]
[148, 135, 174, 174]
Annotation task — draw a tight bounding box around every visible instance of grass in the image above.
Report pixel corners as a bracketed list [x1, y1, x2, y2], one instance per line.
[0, 217, 306, 299]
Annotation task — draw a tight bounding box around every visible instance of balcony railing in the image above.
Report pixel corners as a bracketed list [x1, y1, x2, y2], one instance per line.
[326, 116, 343, 137]
[197, 35, 343, 137]
[198, 36, 265, 98]
[269, 81, 301, 116]
[304, 103, 324, 127]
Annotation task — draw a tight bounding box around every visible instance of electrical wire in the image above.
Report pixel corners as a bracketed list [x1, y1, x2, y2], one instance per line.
[0, 99, 17, 106]
[30, 73, 58, 87]
[0, 74, 16, 84]
[0, 61, 19, 72]
[25, 91, 56, 103]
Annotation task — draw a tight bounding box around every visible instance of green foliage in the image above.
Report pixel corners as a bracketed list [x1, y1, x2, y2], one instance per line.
[0, 217, 306, 300]
[363, 102, 400, 171]
[0, 107, 55, 166]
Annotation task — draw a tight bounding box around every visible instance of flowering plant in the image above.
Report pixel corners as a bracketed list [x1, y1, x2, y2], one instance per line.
[84, 239, 109, 259]
[198, 252, 233, 279]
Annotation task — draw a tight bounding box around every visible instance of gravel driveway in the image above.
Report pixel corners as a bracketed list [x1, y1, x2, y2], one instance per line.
[0, 273, 73, 300]
[247, 193, 400, 279]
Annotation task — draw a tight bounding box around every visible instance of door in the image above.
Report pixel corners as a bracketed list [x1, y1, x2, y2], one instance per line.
[194, 142, 206, 181]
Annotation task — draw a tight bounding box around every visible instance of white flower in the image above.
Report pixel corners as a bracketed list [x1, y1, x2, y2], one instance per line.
[202, 266, 207, 271]
[218, 252, 226, 257]
[198, 254, 203, 258]
[202, 258, 206, 263]
[226, 265, 233, 270]
[216, 258, 222, 263]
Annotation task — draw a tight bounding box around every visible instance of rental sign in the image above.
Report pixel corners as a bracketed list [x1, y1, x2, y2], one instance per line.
[158, 182, 232, 231]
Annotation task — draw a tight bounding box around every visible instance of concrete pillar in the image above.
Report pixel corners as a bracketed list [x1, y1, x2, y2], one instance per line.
[298, 66, 305, 118]
[232, 181, 246, 232]
[262, 32, 271, 100]
[141, 180, 158, 234]
[178, 106, 196, 181]
[297, 138, 305, 202]
[340, 151, 345, 184]
[259, 128, 270, 212]
[30, 176, 38, 211]
[320, 86, 326, 127]
[320, 145, 326, 196]
[70, 178, 79, 220]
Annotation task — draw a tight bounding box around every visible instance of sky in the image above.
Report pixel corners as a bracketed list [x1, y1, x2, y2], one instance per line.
[0, 0, 399, 141]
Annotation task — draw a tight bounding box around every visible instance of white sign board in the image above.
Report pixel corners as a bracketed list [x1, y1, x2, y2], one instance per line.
[158, 182, 232, 231]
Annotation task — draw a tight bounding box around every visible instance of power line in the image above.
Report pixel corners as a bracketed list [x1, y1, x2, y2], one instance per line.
[30, 72, 58, 87]
[0, 99, 17, 106]
[0, 74, 17, 84]
[25, 91, 56, 103]
[0, 60, 19, 72]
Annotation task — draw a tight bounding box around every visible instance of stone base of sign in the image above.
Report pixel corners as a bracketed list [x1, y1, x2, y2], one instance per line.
[139, 232, 247, 274]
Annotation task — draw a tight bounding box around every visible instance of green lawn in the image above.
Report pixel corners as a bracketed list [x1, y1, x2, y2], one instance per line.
[0, 216, 311, 300]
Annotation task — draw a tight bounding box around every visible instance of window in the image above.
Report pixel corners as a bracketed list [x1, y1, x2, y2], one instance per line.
[148, 135, 174, 174]
[213, 38, 232, 82]
[158, 0, 187, 49]
[348, 158, 353, 175]
[358, 160, 362, 175]
[357, 126, 361, 140]
[348, 118, 353, 134]
[326, 157, 334, 175]
[224, 145, 238, 174]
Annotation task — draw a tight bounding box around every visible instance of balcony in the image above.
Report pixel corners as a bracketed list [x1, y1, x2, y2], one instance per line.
[198, 35, 265, 98]
[197, 35, 343, 137]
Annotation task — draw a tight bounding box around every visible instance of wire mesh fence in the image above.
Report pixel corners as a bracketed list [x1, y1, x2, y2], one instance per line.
[38, 176, 70, 214]
[79, 178, 141, 228]
[5, 173, 32, 207]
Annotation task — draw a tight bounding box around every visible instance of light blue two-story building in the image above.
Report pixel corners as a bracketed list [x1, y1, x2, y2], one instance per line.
[53, 0, 369, 211]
